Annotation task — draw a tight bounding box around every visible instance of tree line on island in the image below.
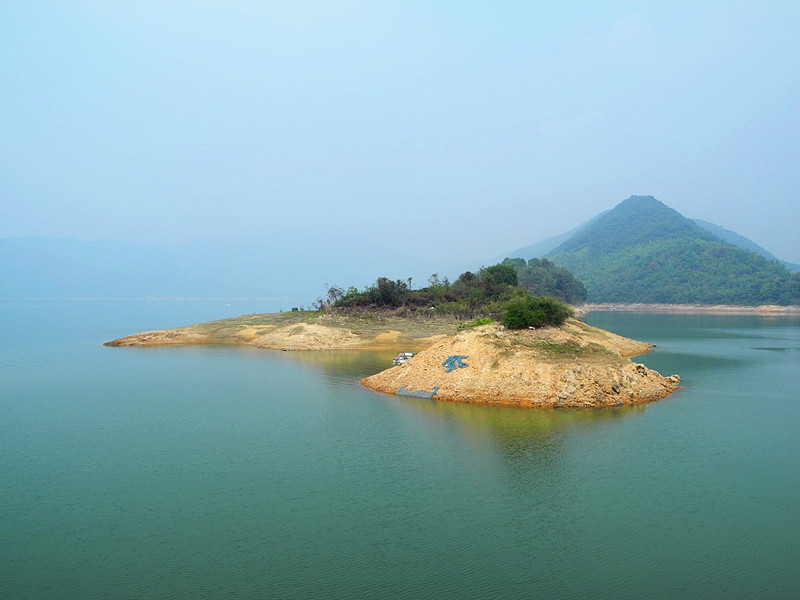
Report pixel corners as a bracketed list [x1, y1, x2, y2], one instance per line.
[313, 258, 585, 330]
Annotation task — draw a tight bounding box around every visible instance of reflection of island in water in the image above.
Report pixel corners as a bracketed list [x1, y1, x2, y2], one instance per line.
[264, 348, 400, 384]
[387, 393, 645, 469]
[395, 396, 645, 459]
[385, 397, 648, 538]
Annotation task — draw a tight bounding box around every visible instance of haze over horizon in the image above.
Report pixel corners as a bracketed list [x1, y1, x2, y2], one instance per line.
[3, 1, 799, 267]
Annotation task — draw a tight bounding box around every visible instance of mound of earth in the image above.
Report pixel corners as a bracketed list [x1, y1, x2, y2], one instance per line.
[362, 320, 681, 408]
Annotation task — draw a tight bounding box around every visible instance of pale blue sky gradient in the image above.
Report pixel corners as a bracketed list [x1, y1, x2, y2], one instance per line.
[2, 1, 799, 263]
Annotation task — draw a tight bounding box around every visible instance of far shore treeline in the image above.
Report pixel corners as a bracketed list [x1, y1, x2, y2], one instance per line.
[315, 259, 582, 330]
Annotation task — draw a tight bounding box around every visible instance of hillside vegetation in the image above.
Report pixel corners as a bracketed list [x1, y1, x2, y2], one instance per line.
[545, 196, 800, 305]
[328, 263, 577, 329]
[501, 257, 587, 304]
[692, 219, 800, 272]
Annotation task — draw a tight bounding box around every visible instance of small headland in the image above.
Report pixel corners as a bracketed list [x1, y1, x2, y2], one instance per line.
[104, 309, 462, 351]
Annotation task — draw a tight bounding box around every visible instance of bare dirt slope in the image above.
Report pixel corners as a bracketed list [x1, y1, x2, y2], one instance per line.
[362, 321, 681, 408]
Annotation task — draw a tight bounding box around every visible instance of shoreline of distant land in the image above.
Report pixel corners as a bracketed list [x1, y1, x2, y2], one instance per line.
[580, 303, 800, 315]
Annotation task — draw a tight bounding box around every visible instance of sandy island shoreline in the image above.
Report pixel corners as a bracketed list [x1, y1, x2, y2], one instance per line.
[105, 312, 682, 409]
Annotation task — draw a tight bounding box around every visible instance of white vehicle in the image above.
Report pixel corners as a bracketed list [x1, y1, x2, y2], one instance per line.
[392, 352, 415, 365]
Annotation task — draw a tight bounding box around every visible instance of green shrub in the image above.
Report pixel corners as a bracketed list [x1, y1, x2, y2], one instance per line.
[501, 294, 573, 329]
[458, 317, 495, 330]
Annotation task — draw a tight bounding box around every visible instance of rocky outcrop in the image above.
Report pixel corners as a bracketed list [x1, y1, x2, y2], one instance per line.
[362, 322, 681, 408]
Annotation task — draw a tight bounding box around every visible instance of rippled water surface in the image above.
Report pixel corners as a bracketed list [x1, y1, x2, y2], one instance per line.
[2, 300, 798, 599]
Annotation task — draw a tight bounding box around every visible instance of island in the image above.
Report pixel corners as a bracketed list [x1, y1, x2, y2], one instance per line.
[106, 263, 691, 407]
[106, 308, 681, 409]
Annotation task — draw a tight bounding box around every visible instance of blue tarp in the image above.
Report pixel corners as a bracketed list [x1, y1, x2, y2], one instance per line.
[396, 385, 438, 399]
[442, 355, 468, 372]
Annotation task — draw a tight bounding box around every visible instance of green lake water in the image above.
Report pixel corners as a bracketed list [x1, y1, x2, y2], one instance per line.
[1, 300, 798, 599]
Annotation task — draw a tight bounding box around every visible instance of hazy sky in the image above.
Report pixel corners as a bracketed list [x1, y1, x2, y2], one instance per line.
[2, 1, 799, 263]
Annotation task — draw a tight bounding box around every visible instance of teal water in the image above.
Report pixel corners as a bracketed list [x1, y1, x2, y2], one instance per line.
[2, 300, 799, 599]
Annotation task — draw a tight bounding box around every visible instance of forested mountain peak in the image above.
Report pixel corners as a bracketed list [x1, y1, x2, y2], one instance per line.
[540, 195, 799, 305]
[549, 195, 716, 257]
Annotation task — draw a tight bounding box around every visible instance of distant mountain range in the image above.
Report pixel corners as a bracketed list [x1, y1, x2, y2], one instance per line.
[4, 196, 797, 306]
[0, 232, 440, 305]
[513, 206, 799, 274]
[689, 219, 800, 272]
[509, 196, 800, 305]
